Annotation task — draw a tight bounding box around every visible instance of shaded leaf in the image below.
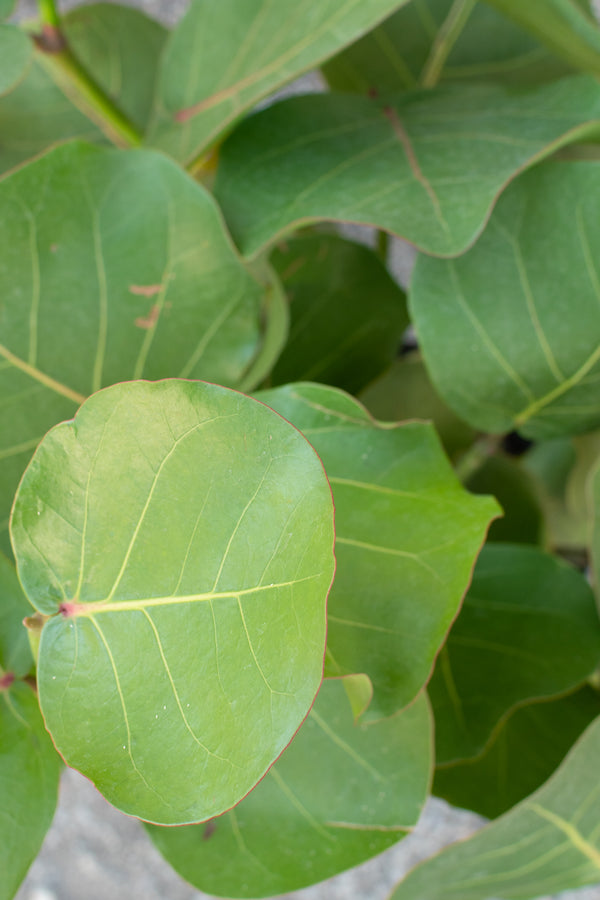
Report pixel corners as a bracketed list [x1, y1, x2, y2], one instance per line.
[0, 25, 32, 97]
[324, 0, 576, 93]
[592, 456, 600, 600]
[0, 681, 61, 900]
[146, 681, 432, 897]
[359, 355, 477, 459]
[0, 551, 32, 678]
[484, 0, 600, 78]
[411, 160, 600, 439]
[146, 0, 413, 164]
[0, 141, 268, 553]
[10, 379, 335, 825]
[237, 260, 289, 393]
[523, 437, 588, 550]
[390, 713, 600, 900]
[214, 76, 600, 259]
[258, 383, 499, 719]
[466, 455, 544, 545]
[270, 234, 408, 394]
[430, 544, 600, 765]
[62, 2, 168, 132]
[434, 686, 600, 819]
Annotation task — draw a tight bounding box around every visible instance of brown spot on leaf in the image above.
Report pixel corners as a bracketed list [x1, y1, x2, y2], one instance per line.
[202, 819, 217, 841]
[0, 672, 15, 691]
[135, 304, 160, 330]
[50, 244, 58, 253]
[129, 284, 162, 297]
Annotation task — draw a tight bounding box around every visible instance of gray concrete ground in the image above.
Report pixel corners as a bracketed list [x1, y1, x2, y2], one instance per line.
[10, 1, 600, 898]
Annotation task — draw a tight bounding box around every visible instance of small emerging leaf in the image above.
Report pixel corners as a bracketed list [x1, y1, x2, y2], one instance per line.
[10, 380, 335, 825]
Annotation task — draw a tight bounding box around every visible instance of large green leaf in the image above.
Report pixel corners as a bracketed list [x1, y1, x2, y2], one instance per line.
[214, 76, 600, 259]
[434, 686, 600, 819]
[147, 681, 432, 897]
[390, 713, 600, 900]
[0, 552, 32, 679]
[10, 379, 335, 825]
[430, 544, 600, 765]
[359, 355, 477, 460]
[0, 25, 32, 97]
[411, 160, 600, 440]
[324, 0, 576, 92]
[0, 681, 61, 900]
[62, 3, 168, 132]
[270, 234, 408, 394]
[0, 141, 268, 554]
[484, 0, 600, 78]
[258, 383, 499, 719]
[146, 0, 413, 165]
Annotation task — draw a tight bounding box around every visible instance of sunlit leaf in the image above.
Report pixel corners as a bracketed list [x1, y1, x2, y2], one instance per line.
[434, 686, 600, 819]
[146, 0, 413, 164]
[146, 681, 432, 897]
[324, 0, 576, 92]
[430, 544, 600, 765]
[0, 681, 61, 900]
[270, 234, 408, 394]
[10, 379, 335, 825]
[411, 160, 600, 439]
[390, 713, 600, 900]
[214, 76, 600, 259]
[258, 383, 499, 719]
[0, 141, 268, 553]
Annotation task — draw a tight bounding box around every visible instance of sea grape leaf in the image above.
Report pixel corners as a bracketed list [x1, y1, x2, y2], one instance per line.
[146, 680, 432, 897]
[592, 457, 600, 601]
[0, 552, 32, 679]
[430, 543, 600, 765]
[0, 56, 107, 176]
[411, 160, 600, 440]
[0, 680, 61, 900]
[484, 0, 600, 78]
[434, 686, 600, 820]
[237, 260, 289, 393]
[214, 76, 600, 259]
[0, 25, 32, 97]
[0, 0, 16, 20]
[324, 0, 576, 93]
[270, 234, 408, 394]
[146, 0, 413, 165]
[10, 379, 335, 825]
[258, 383, 499, 719]
[523, 437, 589, 550]
[390, 713, 600, 900]
[359, 355, 477, 460]
[465, 456, 544, 545]
[62, 2, 168, 132]
[0, 141, 268, 554]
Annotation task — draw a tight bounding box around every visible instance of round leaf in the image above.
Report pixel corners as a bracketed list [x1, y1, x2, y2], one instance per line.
[10, 380, 336, 825]
[411, 160, 600, 439]
[146, 681, 432, 897]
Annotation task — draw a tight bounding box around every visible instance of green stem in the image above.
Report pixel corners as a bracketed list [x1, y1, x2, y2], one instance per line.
[376, 230, 389, 264]
[34, 2, 142, 149]
[37, 0, 61, 29]
[455, 434, 503, 483]
[420, 0, 477, 88]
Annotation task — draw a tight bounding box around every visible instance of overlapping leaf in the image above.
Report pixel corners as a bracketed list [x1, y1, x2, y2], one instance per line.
[0, 141, 269, 554]
[214, 75, 600, 259]
[390, 714, 600, 900]
[0, 25, 32, 98]
[465, 456, 544, 545]
[258, 383, 499, 719]
[324, 0, 575, 93]
[10, 380, 335, 825]
[270, 234, 408, 394]
[0, 681, 62, 900]
[0, 552, 32, 678]
[484, 0, 600, 78]
[430, 544, 600, 765]
[146, 681, 432, 897]
[434, 686, 600, 819]
[411, 160, 600, 439]
[145, 0, 413, 164]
